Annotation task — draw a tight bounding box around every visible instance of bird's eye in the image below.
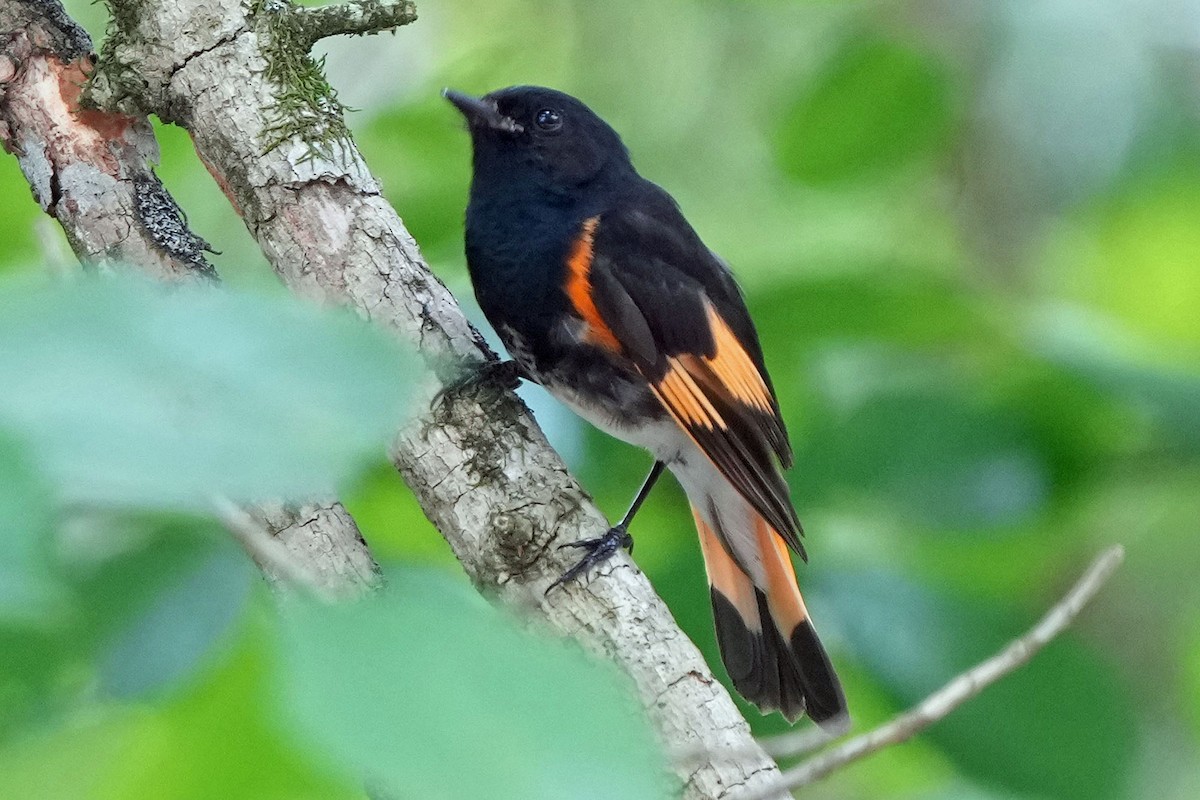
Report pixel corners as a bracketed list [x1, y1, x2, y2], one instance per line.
[535, 108, 563, 131]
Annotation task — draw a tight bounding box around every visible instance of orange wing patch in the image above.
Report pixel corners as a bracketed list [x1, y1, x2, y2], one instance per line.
[648, 300, 774, 433]
[564, 217, 622, 353]
[651, 357, 728, 430]
[701, 302, 774, 414]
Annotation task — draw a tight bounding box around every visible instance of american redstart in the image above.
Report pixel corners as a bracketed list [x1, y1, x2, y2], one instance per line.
[445, 85, 847, 728]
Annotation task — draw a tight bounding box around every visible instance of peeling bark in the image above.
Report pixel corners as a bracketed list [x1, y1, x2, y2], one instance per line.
[0, 0, 212, 279]
[80, 0, 784, 795]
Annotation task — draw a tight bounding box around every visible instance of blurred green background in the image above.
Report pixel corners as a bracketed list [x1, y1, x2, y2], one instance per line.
[2, 0, 1199, 798]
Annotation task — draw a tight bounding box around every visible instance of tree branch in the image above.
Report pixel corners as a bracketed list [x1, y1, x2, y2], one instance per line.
[0, 0, 380, 597]
[292, 0, 418, 47]
[215, 496, 339, 602]
[249, 499, 382, 595]
[82, 0, 785, 795]
[0, 0, 213, 280]
[747, 545, 1126, 798]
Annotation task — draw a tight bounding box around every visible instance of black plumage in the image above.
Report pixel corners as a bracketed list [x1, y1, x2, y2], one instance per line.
[446, 85, 847, 728]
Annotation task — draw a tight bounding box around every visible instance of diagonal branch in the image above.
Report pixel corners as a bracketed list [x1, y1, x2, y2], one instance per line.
[0, 0, 380, 597]
[80, 0, 786, 796]
[748, 545, 1126, 798]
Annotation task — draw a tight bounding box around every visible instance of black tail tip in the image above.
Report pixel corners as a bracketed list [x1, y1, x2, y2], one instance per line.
[710, 589, 850, 727]
[788, 617, 849, 726]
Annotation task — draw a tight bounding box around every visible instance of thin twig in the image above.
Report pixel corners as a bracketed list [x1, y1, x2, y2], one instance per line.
[214, 495, 338, 602]
[758, 726, 834, 761]
[746, 545, 1126, 799]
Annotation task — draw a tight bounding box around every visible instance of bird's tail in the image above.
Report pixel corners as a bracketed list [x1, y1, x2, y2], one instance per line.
[692, 504, 848, 730]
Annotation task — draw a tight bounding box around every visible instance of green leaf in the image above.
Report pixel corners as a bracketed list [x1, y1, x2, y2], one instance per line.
[825, 570, 1135, 800]
[0, 276, 415, 510]
[275, 568, 672, 800]
[0, 433, 62, 623]
[0, 517, 248, 740]
[776, 37, 953, 184]
[98, 540, 255, 699]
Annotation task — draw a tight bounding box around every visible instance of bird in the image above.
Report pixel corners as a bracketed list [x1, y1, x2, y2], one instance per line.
[444, 85, 847, 729]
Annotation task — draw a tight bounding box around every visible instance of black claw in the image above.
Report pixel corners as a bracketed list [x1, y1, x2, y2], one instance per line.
[544, 524, 633, 596]
[433, 359, 526, 409]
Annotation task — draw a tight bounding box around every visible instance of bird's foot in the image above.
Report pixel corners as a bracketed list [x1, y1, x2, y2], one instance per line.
[433, 359, 526, 409]
[544, 524, 633, 596]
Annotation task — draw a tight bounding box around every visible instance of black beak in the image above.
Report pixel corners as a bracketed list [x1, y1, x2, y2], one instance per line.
[443, 88, 523, 134]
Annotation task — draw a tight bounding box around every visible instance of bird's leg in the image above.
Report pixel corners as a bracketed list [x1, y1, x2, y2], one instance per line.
[545, 461, 666, 595]
[433, 358, 529, 409]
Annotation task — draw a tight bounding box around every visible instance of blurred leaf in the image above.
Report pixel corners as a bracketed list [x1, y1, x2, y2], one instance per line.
[826, 570, 1134, 800]
[749, 272, 989, 354]
[797, 381, 1051, 531]
[275, 568, 672, 800]
[0, 627, 75, 743]
[1057, 179, 1200, 351]
[0, 517, 246, 741]
[1030, 306, 1200, 454]
[0, 434, 62, 623]
[0, 625, 361, 800]
[0, 706, 155, 799]
[0, 276, 415, 510]
[98, 540, 255, 699]
[67, 516, 232, 653]
[776, 37, 953, 184]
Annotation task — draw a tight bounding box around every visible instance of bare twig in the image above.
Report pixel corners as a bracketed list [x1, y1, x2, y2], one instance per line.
[746, 545, 1126, 798]
[757, 726, 833, 761]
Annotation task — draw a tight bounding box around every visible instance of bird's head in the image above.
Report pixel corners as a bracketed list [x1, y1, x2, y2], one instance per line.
[444, 85, 633, 191]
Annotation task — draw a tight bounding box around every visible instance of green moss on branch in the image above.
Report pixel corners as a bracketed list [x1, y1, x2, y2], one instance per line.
[83, 0, 153, 113]
[252, 0, 350, 160]
[293, 0, 418, 47]
[254, 1, 416, 161]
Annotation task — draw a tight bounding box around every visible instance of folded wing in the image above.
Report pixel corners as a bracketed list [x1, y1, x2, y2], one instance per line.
[568, 199, 803, 555]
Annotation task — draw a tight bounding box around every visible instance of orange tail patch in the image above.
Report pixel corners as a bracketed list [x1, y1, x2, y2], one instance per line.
[754, 514, 811, 638]
[692, 503, 849, 728]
